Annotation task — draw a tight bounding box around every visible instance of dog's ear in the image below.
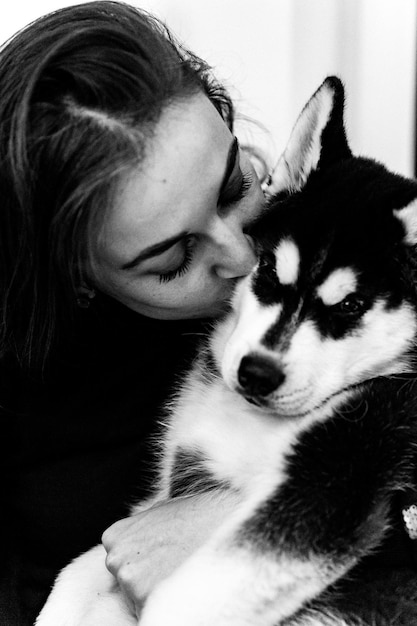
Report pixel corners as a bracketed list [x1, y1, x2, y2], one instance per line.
[266, 76, 351, 196]
[394, 200, 417, 246]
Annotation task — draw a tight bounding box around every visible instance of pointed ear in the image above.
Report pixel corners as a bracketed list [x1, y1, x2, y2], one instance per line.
[394, 199, 417, 245]
[265, 76, 352, 196]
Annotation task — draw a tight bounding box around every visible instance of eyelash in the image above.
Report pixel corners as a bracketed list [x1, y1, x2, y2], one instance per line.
[219, 172, 253, 207]
[159, 236, 195, 284]
[158, 171, 253, 284]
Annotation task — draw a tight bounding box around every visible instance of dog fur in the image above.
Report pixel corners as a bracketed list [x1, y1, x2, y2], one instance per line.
[36, 76, 417, 626]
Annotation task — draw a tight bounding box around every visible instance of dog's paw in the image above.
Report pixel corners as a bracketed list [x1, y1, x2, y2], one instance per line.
[138, 544, 309, 626]
[138, 548, 257, 626]
[138, 568, 233, 626]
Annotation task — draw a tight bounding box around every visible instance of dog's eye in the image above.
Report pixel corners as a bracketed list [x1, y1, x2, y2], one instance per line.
[333, 295, 366, 316]
[256, 251, 278, 282]
[258, 250, 276, 269]
[252, 250, 282, 304]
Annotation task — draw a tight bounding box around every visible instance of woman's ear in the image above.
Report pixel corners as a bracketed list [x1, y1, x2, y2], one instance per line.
[76, 283, 96, 309]
[265, 76, 351, 197]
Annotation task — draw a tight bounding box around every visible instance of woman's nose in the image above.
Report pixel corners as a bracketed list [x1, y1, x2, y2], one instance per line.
[213, 229, 257, 279]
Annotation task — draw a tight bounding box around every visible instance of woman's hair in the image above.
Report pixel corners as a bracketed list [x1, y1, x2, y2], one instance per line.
[0, 0, 235, 369]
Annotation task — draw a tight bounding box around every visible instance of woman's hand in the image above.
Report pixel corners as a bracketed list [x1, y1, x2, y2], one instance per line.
[101, 490, 241, 614]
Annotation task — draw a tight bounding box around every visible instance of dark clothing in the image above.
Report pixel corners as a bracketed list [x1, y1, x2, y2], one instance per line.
[0, 294, 206, 625]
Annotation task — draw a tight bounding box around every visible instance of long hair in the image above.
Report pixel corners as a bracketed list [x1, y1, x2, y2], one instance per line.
[0, 1, 235, 370]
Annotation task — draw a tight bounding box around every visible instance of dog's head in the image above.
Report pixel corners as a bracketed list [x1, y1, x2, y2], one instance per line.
[211, 77, 417, 418]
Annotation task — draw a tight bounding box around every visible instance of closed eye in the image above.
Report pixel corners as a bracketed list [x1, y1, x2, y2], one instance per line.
[158, 235, 196, 283]
[217, 138, 254, 210]
[219, 171, 253, 208]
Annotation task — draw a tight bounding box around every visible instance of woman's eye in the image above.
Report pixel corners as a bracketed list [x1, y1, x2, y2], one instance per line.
[158, 237, 196, 284]
[219, 171, 253, 207]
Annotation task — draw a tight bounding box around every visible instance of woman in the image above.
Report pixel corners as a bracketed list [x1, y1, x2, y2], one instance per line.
[0, 1, 266, 623]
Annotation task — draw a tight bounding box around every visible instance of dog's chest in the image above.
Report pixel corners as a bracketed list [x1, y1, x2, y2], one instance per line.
[165, 373, 309, 498]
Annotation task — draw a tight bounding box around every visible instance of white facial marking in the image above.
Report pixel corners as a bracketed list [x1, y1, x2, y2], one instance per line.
[342, 300, 417, 379]
[275, 238, 300, 286]
[317, 267, 357, 307]
[271, 299, 416, 417]
[394, 198, 417, 245]
[212, 276, 282, 390]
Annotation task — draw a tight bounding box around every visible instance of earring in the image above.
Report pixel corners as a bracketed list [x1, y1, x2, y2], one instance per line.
[76, 287, 96, 309]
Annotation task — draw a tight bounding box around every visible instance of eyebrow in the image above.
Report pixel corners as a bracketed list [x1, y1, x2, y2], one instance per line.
[121, 136, 239, 271]
[219, 136, 239, 196]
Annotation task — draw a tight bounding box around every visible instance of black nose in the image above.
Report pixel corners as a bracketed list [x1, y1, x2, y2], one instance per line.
[238, 353, 285, 397]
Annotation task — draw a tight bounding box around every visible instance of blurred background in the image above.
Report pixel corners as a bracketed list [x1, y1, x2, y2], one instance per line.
[1, 0, 416, 176]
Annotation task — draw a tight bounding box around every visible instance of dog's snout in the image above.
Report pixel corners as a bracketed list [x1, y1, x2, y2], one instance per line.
[238, 353, 284, 398]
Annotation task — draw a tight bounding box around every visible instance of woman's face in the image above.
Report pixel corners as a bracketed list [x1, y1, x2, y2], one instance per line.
[91, 93, 265, 319]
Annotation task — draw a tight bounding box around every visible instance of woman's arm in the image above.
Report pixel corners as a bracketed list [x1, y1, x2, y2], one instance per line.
[102, 489, 242, 611]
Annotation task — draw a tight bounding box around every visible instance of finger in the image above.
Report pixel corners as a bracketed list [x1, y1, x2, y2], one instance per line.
[104, 548, 121, 576]
[101, 516, 133, 549]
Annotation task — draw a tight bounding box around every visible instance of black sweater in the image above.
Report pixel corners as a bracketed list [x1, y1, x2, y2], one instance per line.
[0, 294, 206, 625]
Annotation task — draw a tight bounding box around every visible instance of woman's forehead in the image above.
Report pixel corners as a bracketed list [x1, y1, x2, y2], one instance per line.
[96, 93, 233, 263]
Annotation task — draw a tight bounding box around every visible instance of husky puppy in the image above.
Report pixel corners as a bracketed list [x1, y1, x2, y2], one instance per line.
[36, 77, 417, 626]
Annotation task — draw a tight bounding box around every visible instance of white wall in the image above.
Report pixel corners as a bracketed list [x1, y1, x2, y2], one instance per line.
[2, 0, 416, 176]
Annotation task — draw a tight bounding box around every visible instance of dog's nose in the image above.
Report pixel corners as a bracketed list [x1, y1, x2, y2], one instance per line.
[238, 354, 285, 397]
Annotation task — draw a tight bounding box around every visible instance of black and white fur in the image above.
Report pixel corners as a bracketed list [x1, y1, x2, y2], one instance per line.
[36, 77, 417, 626]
